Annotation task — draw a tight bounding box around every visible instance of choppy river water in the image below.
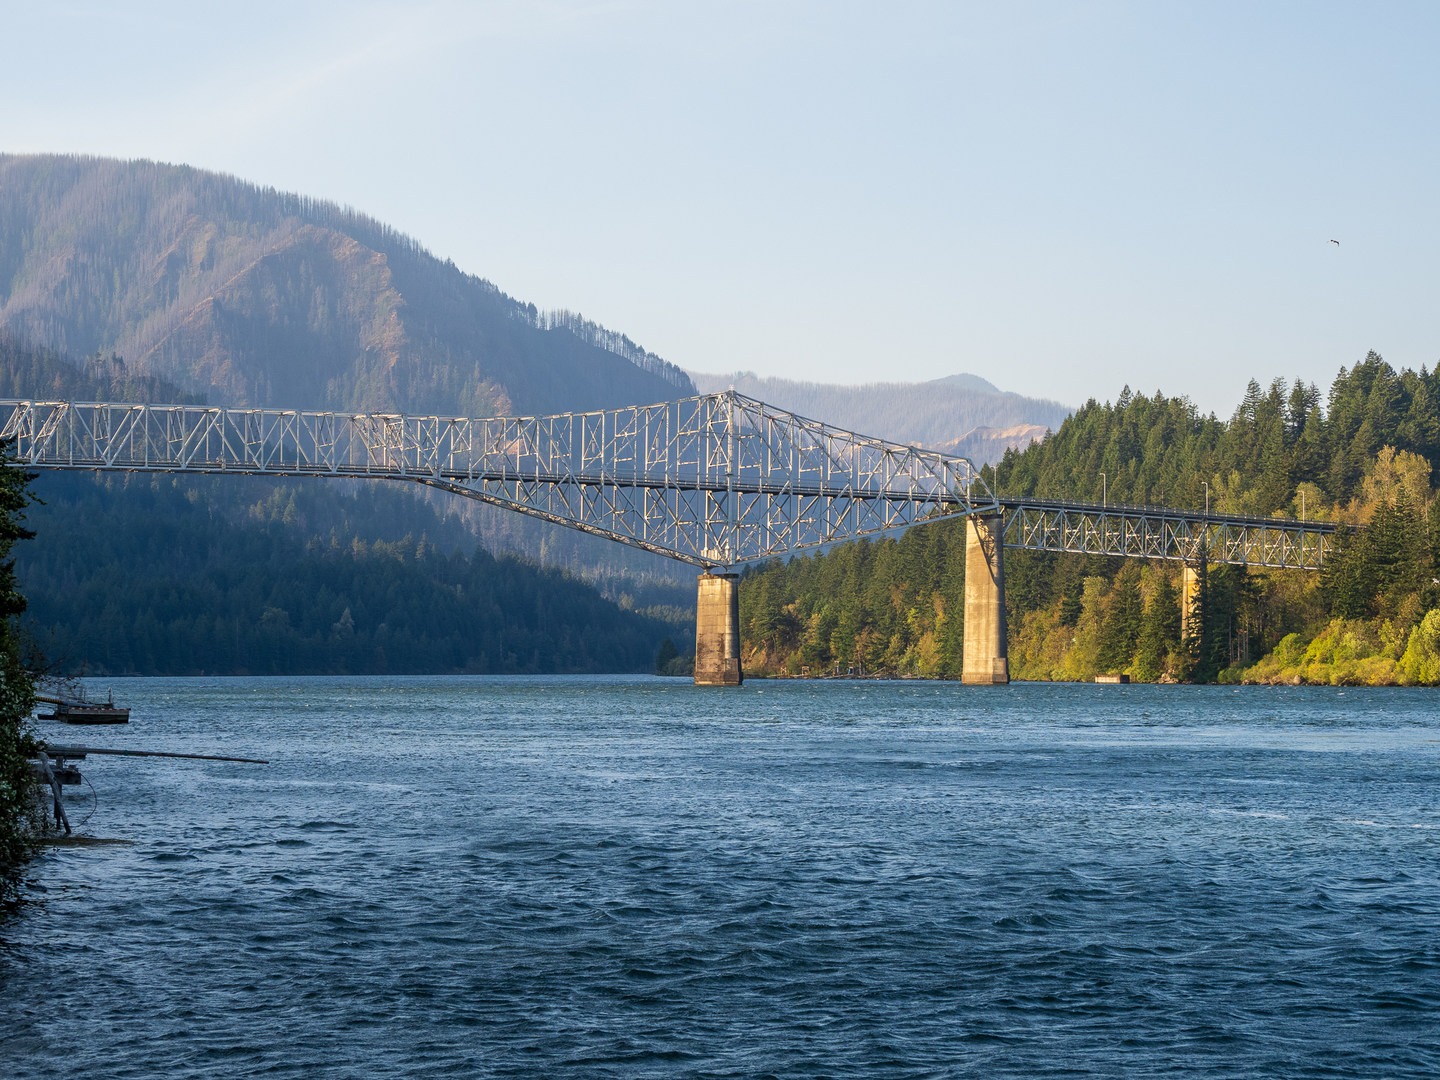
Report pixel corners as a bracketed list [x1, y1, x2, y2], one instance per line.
[2, 677, 1438, 1078]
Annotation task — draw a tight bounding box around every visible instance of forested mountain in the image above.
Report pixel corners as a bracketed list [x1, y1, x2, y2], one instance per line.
[740, 353, 1440, 685]
[690, 370, 1070, 464]
[0, 155, 705, 664]
[0, 154, 692, 416]
[0, 332, 205, 404]
[20, 471, 685, 677]
[996, 359, 1440, 515]
[2, 322, 691, 676]
[20, 154, 1436, 685]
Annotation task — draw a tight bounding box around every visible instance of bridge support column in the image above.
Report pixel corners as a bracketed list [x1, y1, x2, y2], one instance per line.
[962, 513, 1009, 685]
[694, 572, 743, 686]
[1180, 562, 1202, 641]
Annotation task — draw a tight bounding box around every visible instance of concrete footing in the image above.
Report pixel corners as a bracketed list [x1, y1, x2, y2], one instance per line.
[694, 572, 743, 686]
[962, 514, 1009, 685]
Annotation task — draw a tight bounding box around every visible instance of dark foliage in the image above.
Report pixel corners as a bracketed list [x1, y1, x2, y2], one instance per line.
[998, 354, 1440, 512]
[18, 472, 681, 676]
[0, 441, 36, 907]
[740, 353, 1440, 682]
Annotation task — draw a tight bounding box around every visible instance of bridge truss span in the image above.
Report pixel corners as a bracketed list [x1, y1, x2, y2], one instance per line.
[1003, 499, 1340, 570]
[0, 394, 996, 570]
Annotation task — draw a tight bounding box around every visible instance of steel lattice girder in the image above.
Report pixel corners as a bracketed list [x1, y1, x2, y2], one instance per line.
[0, 394, 995, 569]
[1003, 502, 1338, 569]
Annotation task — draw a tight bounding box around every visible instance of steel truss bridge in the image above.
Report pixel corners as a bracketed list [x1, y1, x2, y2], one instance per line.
[0, 394, 1342, 571]
[0, 393, 996, 570]
[1, 393, 1347, 684]
[1002, 498, 1338, 570]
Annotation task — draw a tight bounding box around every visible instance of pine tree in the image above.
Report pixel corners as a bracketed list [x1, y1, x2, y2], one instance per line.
[1134, 572, 1181, 682]
[1097, 563, 1143, 673]
[0, 445, 37, 909]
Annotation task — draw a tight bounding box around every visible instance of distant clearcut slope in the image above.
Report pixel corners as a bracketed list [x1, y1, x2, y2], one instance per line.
[0, 154, 693, 416]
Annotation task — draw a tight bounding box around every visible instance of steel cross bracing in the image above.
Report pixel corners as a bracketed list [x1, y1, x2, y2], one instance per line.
[0, 394, 996, 570]
[1002, 499, 1339, 569]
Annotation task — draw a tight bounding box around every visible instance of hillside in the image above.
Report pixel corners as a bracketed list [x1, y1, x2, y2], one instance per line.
[0, 337, 690, 676]
[690, 371, 1069, 464]
[0, 154, 692, 416]
[0, 155, 707, 598]
[19, 471, 687, 677]
[738, 356, 1440, 685]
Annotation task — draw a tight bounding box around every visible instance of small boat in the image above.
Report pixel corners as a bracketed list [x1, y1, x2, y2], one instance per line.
[37, 692, 130, 725]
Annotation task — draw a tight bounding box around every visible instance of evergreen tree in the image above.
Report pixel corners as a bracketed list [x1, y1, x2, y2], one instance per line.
[0, 445, 37, 908]
[739, 353, 1440, 685]
[1133, 573, 1180, 682]
[1096, 563, 1143, 673]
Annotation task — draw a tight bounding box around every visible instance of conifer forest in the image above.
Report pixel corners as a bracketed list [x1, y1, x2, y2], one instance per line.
[739, 353, 1440, 685]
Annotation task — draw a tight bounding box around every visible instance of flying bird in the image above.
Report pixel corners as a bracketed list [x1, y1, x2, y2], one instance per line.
[1329, 239, 1340, 245]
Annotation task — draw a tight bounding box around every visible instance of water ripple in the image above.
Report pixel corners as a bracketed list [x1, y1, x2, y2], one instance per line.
[3, 677, 1439, 1078]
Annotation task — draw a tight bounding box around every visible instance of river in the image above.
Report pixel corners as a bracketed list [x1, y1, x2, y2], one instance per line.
[2, 677, 1438, 1078]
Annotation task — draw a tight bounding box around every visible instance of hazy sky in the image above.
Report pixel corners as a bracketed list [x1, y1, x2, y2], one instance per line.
[4, 1, 1437, 414]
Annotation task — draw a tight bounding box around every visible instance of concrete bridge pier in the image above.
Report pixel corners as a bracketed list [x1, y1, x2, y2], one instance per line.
[962, 513, 1010, 685]
[1180, 561, 1203, 641]
[694, 572, 743, 686]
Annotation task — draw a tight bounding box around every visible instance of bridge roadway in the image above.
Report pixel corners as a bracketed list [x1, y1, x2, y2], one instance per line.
[0, 395, 1343, 686]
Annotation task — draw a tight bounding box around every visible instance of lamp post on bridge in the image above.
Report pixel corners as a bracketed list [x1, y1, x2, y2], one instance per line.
[1202, 480, 1210, 518]
[1100, 471, 1107, 509]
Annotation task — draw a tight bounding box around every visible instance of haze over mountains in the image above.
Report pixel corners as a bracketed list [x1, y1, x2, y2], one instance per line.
[691, 371, 1070, 463]
[0, 153, 1072, 674]
[0, 154, 1071, 455]
[0, 154, 690, 416]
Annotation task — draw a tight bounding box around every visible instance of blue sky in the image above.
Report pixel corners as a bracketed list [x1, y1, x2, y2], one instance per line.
[4, 0, 1437, 414]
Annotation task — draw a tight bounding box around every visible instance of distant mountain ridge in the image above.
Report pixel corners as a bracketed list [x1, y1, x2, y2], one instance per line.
[0, 154, 693, 416]
[690, 371, 1071, 465]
